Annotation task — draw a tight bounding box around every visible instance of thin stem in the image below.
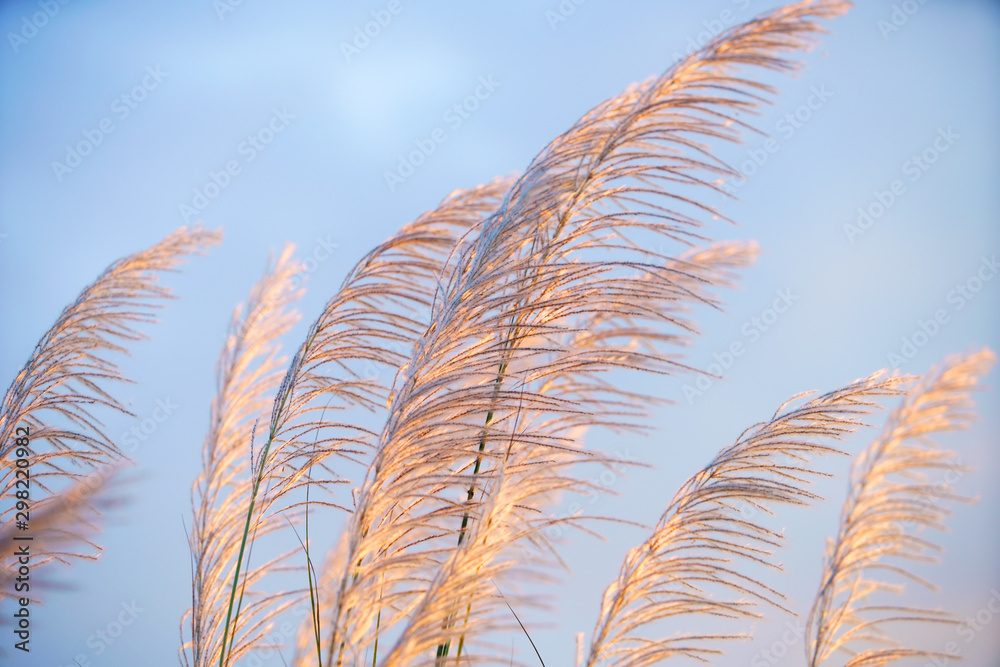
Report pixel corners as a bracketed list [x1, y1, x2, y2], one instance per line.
[217, 427, 272, 667]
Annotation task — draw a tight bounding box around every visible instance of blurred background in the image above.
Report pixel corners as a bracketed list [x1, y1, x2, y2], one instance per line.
[1, 0, 998, 665]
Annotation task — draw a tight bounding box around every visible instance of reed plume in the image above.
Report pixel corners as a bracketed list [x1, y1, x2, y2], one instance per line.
[583, 372, 904, 667]
[370, 238, 763, 666]
[805, 348, 996, 667]
[188, 180, 511, 667]
[0, 225, 220, 601]
[266, 178, 514, 490]
[182, 245, 303, 667]
[0, 469, 122, 597]
[323, 2, 850, 663]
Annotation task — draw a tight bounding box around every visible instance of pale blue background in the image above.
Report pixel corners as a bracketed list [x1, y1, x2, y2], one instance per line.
[1, 1, 998, 665]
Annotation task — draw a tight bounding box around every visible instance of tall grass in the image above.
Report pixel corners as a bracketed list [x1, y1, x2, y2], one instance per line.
[1, 1, 996, 666]
[0, 225, 220, 601]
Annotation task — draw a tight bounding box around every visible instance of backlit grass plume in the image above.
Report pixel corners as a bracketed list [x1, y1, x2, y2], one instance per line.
[182, 245, 303, 667]
[0, 225, 220, 600]
[322, 2, 850, 663]
[371, 239, 765, 667]
[0, 469, 121, 598]
[584, 372, 905, 667]
[282, 236, 761, 666]
[264, 177, 514, 487]
[805, 348, 996, 667]
[193, 179, 511, 667]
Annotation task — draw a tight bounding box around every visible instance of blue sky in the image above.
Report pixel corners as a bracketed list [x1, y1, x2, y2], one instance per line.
[1, 1, 998, 665]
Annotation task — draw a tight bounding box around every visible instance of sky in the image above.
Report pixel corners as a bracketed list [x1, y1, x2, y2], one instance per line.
[1, 0, 999, 665]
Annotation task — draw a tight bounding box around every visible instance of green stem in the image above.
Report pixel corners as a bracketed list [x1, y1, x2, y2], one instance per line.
[438, 184, 586, 661]
[217, 431, 273, 667]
